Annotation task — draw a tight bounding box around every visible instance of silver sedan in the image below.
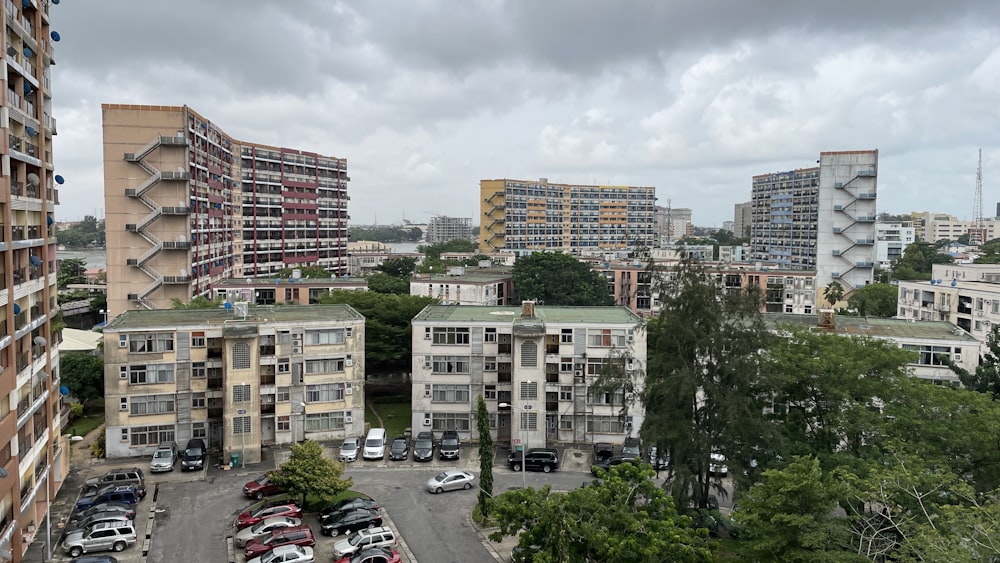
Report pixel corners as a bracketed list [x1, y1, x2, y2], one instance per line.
[426, 470, 475, 494]
[233, 516, 302, 547]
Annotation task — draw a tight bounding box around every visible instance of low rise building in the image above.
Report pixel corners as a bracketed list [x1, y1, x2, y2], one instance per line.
[897, 264, 1000, 341]
[211, 276, 367, 306]
[410, 267, 514, 305]
[102, 305, 366, 463]
[411, 302, 646, 449]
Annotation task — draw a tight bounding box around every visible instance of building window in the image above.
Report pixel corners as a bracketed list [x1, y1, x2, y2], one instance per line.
[902, 344, 958, 366]
[192, 362, 206, 378]
[192, 422, 206, 439]
[305, 411, 346, 431]
[276, 387, 290, 402]
[586, 329, 627, 348]
[233, 416, 251, 435]
[588, 388, 625, 406]
[277, 415, 290, 431]
[191, 332, 206, 348]
[129, 424, 175, 446]
[232, 384, 251, 403]
[520, 341, 537, 367]
[484, 357, 497, 371]
[559, 415, 573, 430]
[432, 384, 470, 403]
[305, 329, 346, 345]
[560, 358, 574, 373]
[192, 393, 206, 408]
[587, 357, 611, 376]
[432, 327, 470, 345]
[306, 383, 346, 403]
[483, 385, 497, 400]
[129, 364, 174, 385]
[130, 395, 175, 416]
[559, 386, 572, 401]
[431, 413, 471, 431]
[432, 356, 471, 374]
[120, 429, 128, 442]
[586, 415, 628, 433]
[305, 358, 345, 374]
[520, 412, 537, 430]
[129, 333, 174, 353]
[520, 381, 538, 400]
[232, 342, 251, 370]
[484, 328, 497, 343]
[560, 329, 573, 344]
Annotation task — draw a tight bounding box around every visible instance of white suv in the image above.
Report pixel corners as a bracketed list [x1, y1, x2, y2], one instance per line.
[332, 526, 397, 558]
[62, 520, 137, 558]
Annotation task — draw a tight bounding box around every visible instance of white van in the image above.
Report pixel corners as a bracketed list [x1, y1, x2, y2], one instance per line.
[363, 428, 387, 460]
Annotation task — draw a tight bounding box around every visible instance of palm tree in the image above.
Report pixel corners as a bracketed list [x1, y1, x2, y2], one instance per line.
[824, 281, 844, 308]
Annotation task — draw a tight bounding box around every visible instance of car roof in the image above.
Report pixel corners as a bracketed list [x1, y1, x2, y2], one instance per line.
[271, 544, 306, 555]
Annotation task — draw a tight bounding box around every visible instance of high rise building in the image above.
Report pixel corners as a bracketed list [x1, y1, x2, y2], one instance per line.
[2, 1, 65, 560]
[750, 167, 820, 269]
[480, 178, 656, 256]
[875, 221, 916, 269]
[102, 104, 349, 317]
[426, 215, 470, 243]
[733, 201, 752, 239]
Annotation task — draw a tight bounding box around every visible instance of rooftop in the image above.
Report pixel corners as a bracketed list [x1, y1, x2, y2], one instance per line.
[412, 271, 512, 283]
[764, 313, 978, 342]
[214, 277, 367, 287]
[106, 304, 364, 330]
[413, 305, 642, 325]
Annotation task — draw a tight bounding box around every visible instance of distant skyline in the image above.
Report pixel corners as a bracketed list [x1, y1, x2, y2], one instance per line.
[50, 1, 999, 228]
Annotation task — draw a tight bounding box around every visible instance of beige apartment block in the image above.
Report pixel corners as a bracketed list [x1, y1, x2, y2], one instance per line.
[102, 305, 366, 464]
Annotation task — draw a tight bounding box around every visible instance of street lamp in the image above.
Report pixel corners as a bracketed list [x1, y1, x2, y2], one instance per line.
[498, 402, 527, 489]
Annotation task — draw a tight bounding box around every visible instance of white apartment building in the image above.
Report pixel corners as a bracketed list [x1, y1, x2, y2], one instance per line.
[875, 221, 916, 269]
[815, 150, 879, 293]
[411, 302, 646, 449]
[102, 305, 365, 463]
[911, 212, 1000, 243]
[410, 267, 513, 306]
[897, 263, 1000, 342]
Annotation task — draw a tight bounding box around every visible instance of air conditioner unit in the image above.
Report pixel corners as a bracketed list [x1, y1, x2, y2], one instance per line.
[424, 357, 431, 369]
[292, 346, 302, 354]
[345, 415, 353, 423]
[119, 399, 128, 411]
[119, 340, 127, 349]
[345, 384, 353, 395]
[977, 312, 985, 317]
[119, 366, 127, 379]
[346, 327, 353, 337]
[345, 359, 353, 367]
[422, 419, 432, 426]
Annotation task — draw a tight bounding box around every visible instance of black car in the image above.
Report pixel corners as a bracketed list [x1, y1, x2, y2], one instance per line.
[320, 508, 383, 536]
[593, 442, 614, 464]
[413, 432, 434, 462]
[70, 502, 137, 524]
[180, 438, 207, 471]
[507, 448, 559, 473]
[592, 455, 637, 476]
[388, 437, 409, 461]
[320, 497, 379, 521]
[439, 430, 460, 460]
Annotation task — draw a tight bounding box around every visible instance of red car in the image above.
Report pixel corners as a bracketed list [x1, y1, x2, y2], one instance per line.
[334, 546, 401, 563]
[244, 525, 315, 558]
[243, 473, 285, 500]
[236, 503, 302, 529]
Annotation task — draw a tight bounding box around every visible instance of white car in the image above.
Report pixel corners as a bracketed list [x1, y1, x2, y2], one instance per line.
[246, 544, 314, 563]
[339, 437, 360, 463]
[233, 516, 302, 548]
[426, 470, 475, 494]
[709, 453, 729, 476]
[332, 526, 397, 558]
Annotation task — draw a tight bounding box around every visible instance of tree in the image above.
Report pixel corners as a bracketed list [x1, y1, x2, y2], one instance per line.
[823, 281, 844, 308]
[512, 252, 613, 306]
[60, 352, 104, 403]
[476, 395, 494, 517]
[418, 239, 477, 259]
[950, 325, 1000, 397]
[268, 440, 352, 508]
[846, 283, 898, 317]
[58, 258, 87, 288]
[276, 265, 330, 278]
[365, 272, 411, 295]
[489, 463, 712, 562]
[170, 295, 223, 309]
[735, 456, 859, 563]
[891, 241, 953, 280]
[377, 257, 417, 278]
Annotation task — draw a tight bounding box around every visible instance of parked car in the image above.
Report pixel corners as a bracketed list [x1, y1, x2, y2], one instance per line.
[149, 441, 178, 473]
[622, 437, 641, 458]
[647, 446, 669, 470]
[507, 448, 559, 473]
[709, 453, 728, 476]
[592, 455, 637, 476]
[69, 503, 136, 524]
[234, 516, 303, 548]
[237, 503, 303, 530]
[426, 470, 475, 494]
[387, 438, 409, 461]
[83, 469, 146, 498]
[339, 437, 360, 463]
[438, 430, 460, 460]
[246, 544, 314, 563]
[320, 508, 383, 536]
[62, 512, 131, 537]
[511, 543, 542, 563]
[70, 556, 119, 563]
[181, 438, 207, 471]
[593, 442, 614, 464]
[62, 521, 137, 558]
[332, 526, 397, 559]
[320, 498, 379, 522]
[333, 546, 400, 563]
[243, 473, 285, 500]
[76, 486, 143, 511]
[244, 525, 315, 559]
[412, 432, 434, 462]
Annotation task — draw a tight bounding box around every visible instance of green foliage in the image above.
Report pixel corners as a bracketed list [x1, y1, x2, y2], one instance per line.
[877, 212, 912, 222]
[60, 352, 105, 403]
[276, 266, 331, 278]
[974, 238, 1000, 264]
[170, 295, 223, 309]
[377, 257, 417, 277]
[512, 252, 614, 306]
[56, 215, 105, 248]
[489, 463, 712, 562]
[58, 258, 88, 288]
[269, 440, 353, 507]
[90, 428, 106, 458]
[316, 290, 436, 371]
[735, 457, 859, 562]
[476, 395, 494, 517]
[418, 239, 477, 259]
[950, 325, 1000, 397]
[349, 226, 423, 243]
[365, 271, 411, 295]
[891, 241, 954, 280]
[823, 281, 844, 308]
[845, 283, 898, 317]
[69, 402, 84, 418]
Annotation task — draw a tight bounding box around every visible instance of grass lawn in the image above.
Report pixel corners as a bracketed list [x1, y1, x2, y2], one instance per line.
[65, 415, 103, 438]
[367, 396, 411, 438]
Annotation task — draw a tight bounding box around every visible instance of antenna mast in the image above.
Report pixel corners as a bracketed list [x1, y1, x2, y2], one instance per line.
[971, 148, 985, 246]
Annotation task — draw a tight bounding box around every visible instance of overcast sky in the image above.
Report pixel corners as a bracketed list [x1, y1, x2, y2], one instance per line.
[50, 0, 1000, 228]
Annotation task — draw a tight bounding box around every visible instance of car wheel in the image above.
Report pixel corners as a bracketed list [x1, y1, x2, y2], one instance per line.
[543, 465, 552, 473]
[512, 463, 521, 472]
[113, 541, 127, 552]
[254, 491, 264, 500]
[435, 487, 443, 494]
[463, 483, 471, 490]
[69, 547, 83, 558]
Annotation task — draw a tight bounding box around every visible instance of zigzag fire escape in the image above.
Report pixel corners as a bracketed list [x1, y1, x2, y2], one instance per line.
[830, 170, 877, 287]
[123, 134, 193, 309]
[483, 189, 505, 251]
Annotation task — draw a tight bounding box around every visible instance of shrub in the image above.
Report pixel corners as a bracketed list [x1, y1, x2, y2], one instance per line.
[90, 429, 106, 458]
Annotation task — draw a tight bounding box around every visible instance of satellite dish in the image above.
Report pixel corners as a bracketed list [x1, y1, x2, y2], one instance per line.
[27, 173, 39, 186]
[60, 385, 69, 396]
[50, 31, 60, 42]
[224, 302, 233, 311]
[22, 47, 32, 58]
[34, 336, 47, 346]
[54, 175, 65, 184]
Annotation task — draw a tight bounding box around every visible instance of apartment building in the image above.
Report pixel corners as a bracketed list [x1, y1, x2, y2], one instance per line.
[875, 221, 916, 269]
[102, 305, 365, 463]
[897, 263, 1000, 341]
[910, 212, 1000, 243]
[1, 1, 66, 560]
[410, 267, 513, 305]
[733, 201, 752, 239]
[411, 302, 646, 449]
[653, 206, 692, 245]
[102, 104, 349, 317]
[479, 178, 656, 256]
[425, 215, 471, 243]
[212, 276, 368, 306]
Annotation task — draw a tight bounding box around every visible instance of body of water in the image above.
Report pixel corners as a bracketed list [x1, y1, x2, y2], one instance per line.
[59, 249, 107, 269]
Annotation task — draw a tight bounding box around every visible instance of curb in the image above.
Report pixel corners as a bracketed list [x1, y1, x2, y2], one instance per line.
[471, 510, 505, 563]
[354, 486, 418, 563]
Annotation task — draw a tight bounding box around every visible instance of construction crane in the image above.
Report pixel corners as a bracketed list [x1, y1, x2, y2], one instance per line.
[970, 149, 985, 246]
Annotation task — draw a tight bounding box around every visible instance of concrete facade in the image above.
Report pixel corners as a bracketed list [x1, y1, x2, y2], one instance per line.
[910, 212, 1000, 243]
[875, 221, 916, 269]
[425, 216, 471, 243]
[101, 306, 366, 463]
[409, 267, 513, 306]
[897, 263, 1000, 342]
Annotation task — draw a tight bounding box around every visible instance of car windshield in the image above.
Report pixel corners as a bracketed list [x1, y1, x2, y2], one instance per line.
[153, 451, 170, 459]
[415, 440, 431, 448]
[348, 532, 365, 547]
[260, 531, 275, 543]
[255, 475, 269, 485]
[342, 442, 357, 451]
[185, 447, 202, 456]
[392, 441, 405, 449]
[442, 438, 458, 446]
[365, 439, 381, 447]
[433, 472, 450, 482]
[250, 520, 271, 533]
[260, 549, 280, 563]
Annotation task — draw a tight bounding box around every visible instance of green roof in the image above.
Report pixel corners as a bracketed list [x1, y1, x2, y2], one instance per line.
[413, 305, 642, 325]
[213, 277, 367, 286]
[107, 304, 364, 330]
[764, 313, 978, 342]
